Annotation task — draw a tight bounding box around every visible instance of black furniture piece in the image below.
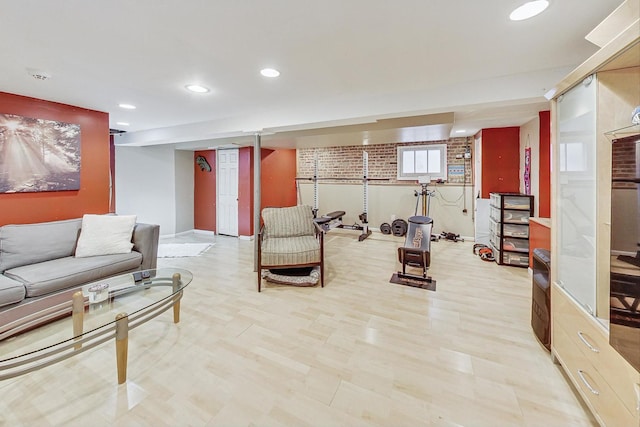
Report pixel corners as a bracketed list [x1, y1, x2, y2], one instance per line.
[532, 248, 551, 351]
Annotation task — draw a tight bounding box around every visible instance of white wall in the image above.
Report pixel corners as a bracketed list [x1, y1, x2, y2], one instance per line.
[175, 150, 194, 234]
[519, 116, 540, 216]
[115, 144, 194, 236]
[299, 182, 475, 239]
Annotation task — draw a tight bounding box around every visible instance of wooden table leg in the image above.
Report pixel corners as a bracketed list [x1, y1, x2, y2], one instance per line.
[72, 291, 84, 350]
[172, 273, 181, 324]
[115, 312, 129, 384]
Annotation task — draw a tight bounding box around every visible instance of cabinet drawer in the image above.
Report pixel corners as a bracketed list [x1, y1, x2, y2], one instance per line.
[503, 223, 529, 238]
[553, 323, 637, 427]
[502, 252, 529, 266]
[553, 284, 640, 417]
[503, 209, 530, 224]
[489, 222, 529, 238]
[502, 237, 529, 252]
[502, 195, 532, 210]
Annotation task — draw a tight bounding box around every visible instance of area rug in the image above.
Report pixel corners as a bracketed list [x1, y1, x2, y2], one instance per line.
[157, 243, 213, 258]
[389, 273, 436, 291]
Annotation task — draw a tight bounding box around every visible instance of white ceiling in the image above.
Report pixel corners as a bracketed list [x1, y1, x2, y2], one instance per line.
[0, 0, 623, 149]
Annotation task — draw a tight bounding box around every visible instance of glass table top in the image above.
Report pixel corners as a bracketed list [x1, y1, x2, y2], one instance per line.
[0, 268, 192, 363]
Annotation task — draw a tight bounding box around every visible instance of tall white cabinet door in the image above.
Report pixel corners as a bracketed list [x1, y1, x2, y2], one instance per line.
[217, 149, 239, 237]
[555, 75, 597, 314]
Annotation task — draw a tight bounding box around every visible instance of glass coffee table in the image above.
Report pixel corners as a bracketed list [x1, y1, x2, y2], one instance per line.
[0, 268, 192, 384]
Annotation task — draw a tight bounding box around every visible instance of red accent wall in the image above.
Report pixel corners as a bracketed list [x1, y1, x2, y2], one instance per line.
[0, 92, 110, 225]
[529, 220, 551, 267]
[238, 147, 254, 236]
[480, 127, 521, 198]
[261, 148, 297, 210]
[194, 150, 216, 231]
[538, 111, 551, 217]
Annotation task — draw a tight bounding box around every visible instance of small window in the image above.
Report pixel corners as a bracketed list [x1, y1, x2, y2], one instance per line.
[397, 144, 447, 180]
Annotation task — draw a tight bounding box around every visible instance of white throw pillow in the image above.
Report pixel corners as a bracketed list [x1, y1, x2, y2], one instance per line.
[75, 214, 137, 258]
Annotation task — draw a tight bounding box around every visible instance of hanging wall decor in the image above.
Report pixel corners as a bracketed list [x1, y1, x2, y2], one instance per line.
[524, 146, 531, 195]
[0, 113, 81, 193]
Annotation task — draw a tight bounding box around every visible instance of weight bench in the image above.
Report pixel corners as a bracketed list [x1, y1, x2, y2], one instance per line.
[314, 211, 345, 231]
[391, 215, 436, 289]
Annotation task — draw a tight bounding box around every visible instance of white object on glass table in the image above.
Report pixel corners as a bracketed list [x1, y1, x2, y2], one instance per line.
[88, 282, 109, 303]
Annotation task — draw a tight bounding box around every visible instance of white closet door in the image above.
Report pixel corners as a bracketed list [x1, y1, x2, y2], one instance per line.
[556, 76, 597, 314]
[217, 149, 239, 236]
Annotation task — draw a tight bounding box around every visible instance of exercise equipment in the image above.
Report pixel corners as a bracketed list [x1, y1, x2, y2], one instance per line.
[391, 219, 408, 237]
[296, 151, 388, 241]
[413, 176, 440, 241]
[380, 223, 391, 235]
[390, 215, 436, 289]
[473, 243, 495, 261]
[440, 231, 464, 242]
[414, 175, 435, 217]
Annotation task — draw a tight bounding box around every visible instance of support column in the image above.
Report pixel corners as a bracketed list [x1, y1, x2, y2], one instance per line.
[115, 313, 129, 385]
[253, 132, 261, 272]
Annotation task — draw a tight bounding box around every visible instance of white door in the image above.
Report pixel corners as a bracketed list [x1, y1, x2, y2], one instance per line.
[217, 149, 239, 236]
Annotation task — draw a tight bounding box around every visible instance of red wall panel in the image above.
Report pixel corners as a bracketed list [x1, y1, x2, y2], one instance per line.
[538, 111, 551, 217]
[529, 219, 551, 267]
[261, 148, 297, 210]
[0, 92, 110, 225]
[194, 150, 216, 231]
[238, 147, 254, 236]
[232, 147, 298, 236]
[480, 127, 520, 198]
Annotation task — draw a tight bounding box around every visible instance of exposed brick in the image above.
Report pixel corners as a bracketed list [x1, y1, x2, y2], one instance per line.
[297, 138, 472, 184]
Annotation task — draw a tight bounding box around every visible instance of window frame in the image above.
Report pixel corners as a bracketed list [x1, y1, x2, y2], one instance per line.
[396, 144, 447, 181]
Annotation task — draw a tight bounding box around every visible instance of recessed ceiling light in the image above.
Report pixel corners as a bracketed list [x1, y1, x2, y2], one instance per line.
[185, 84, 210, 93]
[455, 129, 466, 133]
[118, 103, 136, 110]
[510, 0, 549, 21]
[116, 122, 130, 126]
[260, 68, 280, 78]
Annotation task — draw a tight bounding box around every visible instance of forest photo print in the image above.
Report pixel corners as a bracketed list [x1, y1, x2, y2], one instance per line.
[0, 113, 80, 193]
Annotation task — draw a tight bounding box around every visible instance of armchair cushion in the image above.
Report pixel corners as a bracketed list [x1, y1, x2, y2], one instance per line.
[260, 235, 320, 265]
[262, 205, 315, 238]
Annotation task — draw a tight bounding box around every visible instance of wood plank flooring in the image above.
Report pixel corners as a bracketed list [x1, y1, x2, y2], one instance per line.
[0, 231, 596, 426]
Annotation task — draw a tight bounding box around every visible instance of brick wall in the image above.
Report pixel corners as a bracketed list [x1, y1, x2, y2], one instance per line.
[612, 138, 637, 189]
[297, 137, 472, 184]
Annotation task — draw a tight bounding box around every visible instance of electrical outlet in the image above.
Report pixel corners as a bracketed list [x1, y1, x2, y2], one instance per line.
[464, 152, 471, 159]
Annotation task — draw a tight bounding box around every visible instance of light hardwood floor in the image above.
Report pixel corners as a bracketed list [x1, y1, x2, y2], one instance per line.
[0, 231, 596, 426]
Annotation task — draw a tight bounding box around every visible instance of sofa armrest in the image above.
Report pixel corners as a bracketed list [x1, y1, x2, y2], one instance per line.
[132, 223, 160, 270]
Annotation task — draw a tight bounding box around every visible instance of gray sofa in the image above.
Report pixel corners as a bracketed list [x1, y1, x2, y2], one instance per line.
[0, 217, 159, 309]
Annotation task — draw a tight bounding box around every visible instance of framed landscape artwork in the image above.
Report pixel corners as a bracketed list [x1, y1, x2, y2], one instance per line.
[0, 113, 81, 193]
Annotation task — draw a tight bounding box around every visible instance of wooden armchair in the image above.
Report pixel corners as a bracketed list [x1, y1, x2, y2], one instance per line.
[257, 205, 324, 292]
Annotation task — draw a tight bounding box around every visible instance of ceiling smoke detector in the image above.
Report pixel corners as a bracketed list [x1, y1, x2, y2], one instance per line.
[27, 68, 51, 81]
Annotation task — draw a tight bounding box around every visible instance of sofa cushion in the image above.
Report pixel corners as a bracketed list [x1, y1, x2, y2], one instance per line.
[75, 214, 137, 257]
[4, 252, 142, 298]
[262, 205, 315, 238]
[0, 274, 25, 308]
[260, 235, 320, 266]
[0, 218, 82, 273]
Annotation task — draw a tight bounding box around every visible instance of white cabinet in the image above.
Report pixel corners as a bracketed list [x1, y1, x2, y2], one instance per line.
[550, 1, 640, 425]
